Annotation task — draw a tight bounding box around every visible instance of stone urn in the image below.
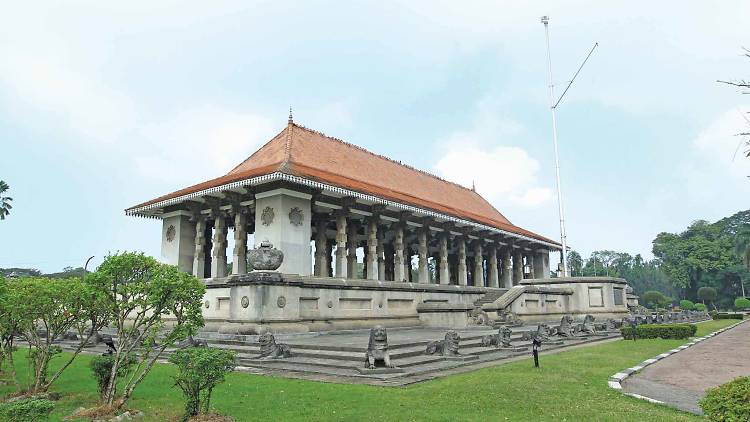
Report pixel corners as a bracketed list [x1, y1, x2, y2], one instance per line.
[248, 241, 284, 271]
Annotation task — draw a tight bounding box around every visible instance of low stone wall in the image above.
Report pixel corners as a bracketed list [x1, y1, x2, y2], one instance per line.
[201, 273, 489, 334]
[482, 277, 630, 323]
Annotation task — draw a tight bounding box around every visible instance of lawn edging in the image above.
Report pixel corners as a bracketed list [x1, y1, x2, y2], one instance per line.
[607, 319, 747, 405]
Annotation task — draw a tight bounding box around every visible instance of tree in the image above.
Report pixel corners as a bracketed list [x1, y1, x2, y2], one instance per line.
[735, 297, 750, 310]
[10, 277, 108, 393]
[653, 220, 737, 300]
[0, 181, 12, 220]
[89, 252, 205, 409]
[734, 224, 750, 297]
[679, 299, 695, 310]
[642, 290, 667, 309]
[567, 251, 583, 276]
[717, 48, 750, 161]
[698, 286, 718, 310]
[169, 347, 236, 420]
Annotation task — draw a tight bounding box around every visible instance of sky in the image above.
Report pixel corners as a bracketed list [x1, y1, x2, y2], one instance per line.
[1, 1, 749, 273]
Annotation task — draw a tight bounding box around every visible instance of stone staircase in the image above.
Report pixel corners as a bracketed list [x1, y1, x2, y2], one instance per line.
[56, 325, 620, 384]
[473, 289, 508, 308]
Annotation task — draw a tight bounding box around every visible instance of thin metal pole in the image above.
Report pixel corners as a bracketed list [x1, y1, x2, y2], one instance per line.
[542, 16, 569, 277]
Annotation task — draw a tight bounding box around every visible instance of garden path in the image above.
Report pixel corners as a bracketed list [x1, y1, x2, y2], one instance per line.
[621, 320, 750, 415]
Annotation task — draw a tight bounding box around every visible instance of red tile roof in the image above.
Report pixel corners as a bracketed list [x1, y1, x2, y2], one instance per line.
[127, 123, 560, 247]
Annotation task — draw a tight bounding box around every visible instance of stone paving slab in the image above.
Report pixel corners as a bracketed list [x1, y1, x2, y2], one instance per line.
[620, 320, 749, 415]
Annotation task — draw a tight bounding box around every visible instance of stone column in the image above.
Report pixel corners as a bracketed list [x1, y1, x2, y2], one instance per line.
[405, 247, 413, 282]
[488, 244, 498, 288]
[366, 218, 378, 280]
[327, 238, 334, 277]
[533, 250, 550, 279]
[417, 227, 429, 283]
[211, 215, 228, 278]
[193, 218, 207, 278]
[347, 220, 358, 278]
[501, 247, 512, 288]
[232, 212, 248, 275]
[335, 211, 348, 278]
[393, 224, 405, 282]
[457, 238, 468, 286]
[473, 240, 484, 287]
[377, 229, 386, 281]
[512, 249, 524, 285]
[526, 253, 534, 279]
[314, 215, 328, 277]
[439, 233, 450, 285]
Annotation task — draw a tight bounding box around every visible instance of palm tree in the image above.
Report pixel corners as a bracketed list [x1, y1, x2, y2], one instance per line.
[735, 225, 750, 297]
[0, 180, 11, 220]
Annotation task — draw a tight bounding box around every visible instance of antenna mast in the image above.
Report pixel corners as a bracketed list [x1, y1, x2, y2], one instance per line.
[542, 16, 567, 276]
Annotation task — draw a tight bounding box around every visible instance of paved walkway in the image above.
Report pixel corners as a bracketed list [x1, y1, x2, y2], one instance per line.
[622, 321, 750, 414]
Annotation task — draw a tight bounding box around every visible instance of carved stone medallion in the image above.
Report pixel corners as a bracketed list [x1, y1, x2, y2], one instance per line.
[288, 207, 304, 227]
[165, 225, 176, 242]
[204, 300, 210, 309]
[261, 206, 274, 226]
[241, 296, 249, 308]
[277, 296, 287, 308]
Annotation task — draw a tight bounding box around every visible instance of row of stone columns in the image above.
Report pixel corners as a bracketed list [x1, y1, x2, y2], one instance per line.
[187, 208, 549, 286]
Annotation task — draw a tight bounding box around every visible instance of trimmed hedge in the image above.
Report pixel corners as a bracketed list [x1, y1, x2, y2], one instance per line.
[712, 313, 745, 320]
[0, 398, 55, 422]
[699, 376, 750, 421]
[620, 324, 697, 340]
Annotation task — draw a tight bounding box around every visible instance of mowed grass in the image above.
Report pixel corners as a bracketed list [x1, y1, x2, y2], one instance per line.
[0, 319, 737, 422]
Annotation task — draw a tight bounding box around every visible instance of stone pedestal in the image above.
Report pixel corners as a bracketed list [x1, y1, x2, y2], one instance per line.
[160, 212, 196, 273]
[253, 188, 312, 275]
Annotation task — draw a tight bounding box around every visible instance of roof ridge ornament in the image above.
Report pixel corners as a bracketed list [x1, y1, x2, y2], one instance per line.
[288, 106, 293, 124]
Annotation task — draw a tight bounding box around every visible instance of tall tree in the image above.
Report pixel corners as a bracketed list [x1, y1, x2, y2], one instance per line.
[734, 225, 750, 297]
[0, 181, 12, 220]
[567, 251, 583, 276]
[653, 220, 738, 301]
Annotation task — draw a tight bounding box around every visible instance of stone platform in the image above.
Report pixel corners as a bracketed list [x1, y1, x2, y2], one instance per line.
[59, 324, 621, 386]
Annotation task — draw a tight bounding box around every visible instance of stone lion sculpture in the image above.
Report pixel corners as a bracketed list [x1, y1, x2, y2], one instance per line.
[257, 332, 291, 359]
[481, 326, 514, 348]
[426, 330, 461, 356]
[365, 325, 394, 369]
[579, 314, 597, 334]
[556, 315, 576, 337]
[522, 323, 556, 342]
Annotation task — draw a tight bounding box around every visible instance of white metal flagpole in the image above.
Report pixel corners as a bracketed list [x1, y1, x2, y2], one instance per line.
[541, 15, 569, 277]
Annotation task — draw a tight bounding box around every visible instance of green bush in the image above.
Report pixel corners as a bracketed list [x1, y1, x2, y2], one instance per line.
[694, 303, 707, 311]
[735, 297, 750, 310]
[620, 324, 697, 340]
[699, 376, 750, 421]
[712, 313, 745, 320]
[169, 347, 236, 421]
[89, 353, 137, 400]
[0, 398, 55, 421]
[679, 300, 695, 310]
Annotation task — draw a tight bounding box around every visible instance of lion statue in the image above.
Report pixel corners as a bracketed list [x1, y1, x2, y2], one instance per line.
[481, 326, 514, 348]
[556, 315, 576, 337]
[365, 325, 394, 369]
[578, 314, 597, 334]
[426, 330, 461, 356]
[522, 323, 555, 342]
[257, 332, 291, 359]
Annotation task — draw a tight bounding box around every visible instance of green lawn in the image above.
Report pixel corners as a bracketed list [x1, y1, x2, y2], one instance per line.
[0, 319, 738, 422]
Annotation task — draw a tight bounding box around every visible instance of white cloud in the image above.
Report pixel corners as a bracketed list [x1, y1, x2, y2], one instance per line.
[433, 107, 554, 209]
[133, 106, 276, 185]
[692, 105, 750, 179]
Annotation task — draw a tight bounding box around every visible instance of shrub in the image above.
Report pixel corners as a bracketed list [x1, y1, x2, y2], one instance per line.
[694, 303, 707, 311]
[642, 291, 666, 309]
[698, 287, 718, 304]
[0, 397, 55, 421]
[699, 376, 750, 421]
[169, 347, 236, 421]
[620, 324, 697, 340]
[90, 354, 137, 400]
[712, 313, 744, 320]
[735, 297, 750, 310]
[679, 300, 695, 310]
